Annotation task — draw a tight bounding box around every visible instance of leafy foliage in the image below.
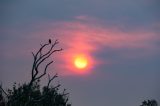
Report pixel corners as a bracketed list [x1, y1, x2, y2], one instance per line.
[5, 81, 70, 106]
[140, 100, 158, 106]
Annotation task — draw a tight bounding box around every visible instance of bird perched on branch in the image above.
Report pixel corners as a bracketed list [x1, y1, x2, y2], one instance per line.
[49, 39, 51, 44]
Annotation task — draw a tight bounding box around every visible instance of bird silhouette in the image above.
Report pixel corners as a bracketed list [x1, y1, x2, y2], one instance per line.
[49, 39, 51, 44]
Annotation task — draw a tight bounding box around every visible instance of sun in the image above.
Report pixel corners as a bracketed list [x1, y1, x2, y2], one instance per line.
[74, 55, 88, 69]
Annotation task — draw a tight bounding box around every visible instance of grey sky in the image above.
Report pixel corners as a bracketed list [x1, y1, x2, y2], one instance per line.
[0, 0, 160, 106]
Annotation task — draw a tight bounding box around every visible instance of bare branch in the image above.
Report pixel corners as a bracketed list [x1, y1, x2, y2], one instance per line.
[29, 39, 62, 86]
[35, 61, 53, 80]
[36, 48, 62, 70]
[35, 43, 50, 58]
[35, 39, 58, 65]
[0, 85, 8, 97]
[53, 84, 61, 89]
[47, 73, 58, 88]
[31, 52, 35, 57]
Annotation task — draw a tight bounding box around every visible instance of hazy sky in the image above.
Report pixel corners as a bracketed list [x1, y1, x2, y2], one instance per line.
[0, 0, 160, 106]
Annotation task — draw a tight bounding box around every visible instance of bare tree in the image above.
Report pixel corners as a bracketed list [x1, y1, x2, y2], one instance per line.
[0, 39, 71, 106]
[29, 39, 62, 86]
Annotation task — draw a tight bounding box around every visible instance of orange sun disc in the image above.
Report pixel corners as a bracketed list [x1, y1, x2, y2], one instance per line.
[74, 55, 88, 69]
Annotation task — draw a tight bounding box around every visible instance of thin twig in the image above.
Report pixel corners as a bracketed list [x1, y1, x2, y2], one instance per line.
[0, 86, 9, 97]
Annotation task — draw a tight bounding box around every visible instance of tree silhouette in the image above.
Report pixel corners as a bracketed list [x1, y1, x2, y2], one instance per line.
[0, 84, 5, 106]
[140, 99, 158, 106]
[0, 39, 71, 106]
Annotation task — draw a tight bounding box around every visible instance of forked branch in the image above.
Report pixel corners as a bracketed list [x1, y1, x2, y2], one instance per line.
[47, 73, 58, 88]
[29, 39, 62, 86]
